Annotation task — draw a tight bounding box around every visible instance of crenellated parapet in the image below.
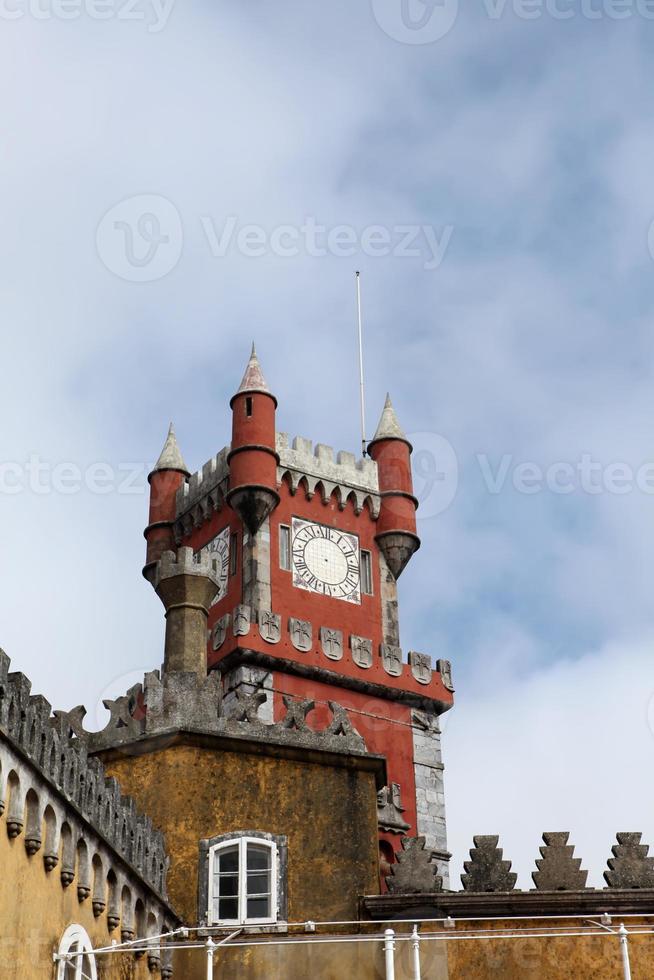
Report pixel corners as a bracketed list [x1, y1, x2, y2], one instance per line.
[276, 432, 381, 517]
[373, 831, 654, 899]
[0, 649, 178, 968]
[0, 649, 171, 903]
[173, 447, 230, 541]
[60, 666, 369, 759]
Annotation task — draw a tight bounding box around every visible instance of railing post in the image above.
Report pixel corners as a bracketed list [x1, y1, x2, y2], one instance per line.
[618, 923, 632, 980]
[411, 924, 421, 980]
[384, 928, 396, 980]
[206, 936, 216, 980]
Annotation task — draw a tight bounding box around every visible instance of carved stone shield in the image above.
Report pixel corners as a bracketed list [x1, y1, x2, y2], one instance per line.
[409, 651, 432, 685]
[437, 658, 455, 692]
[320, 627, 343, 661]
[289, 617, 312, 652]
[350, 635, 373, 669]
[232, 605, 251, 637]
[258, 610, 281, 645]
[381, 644, 403, 677]
[211, 614, 230, 651]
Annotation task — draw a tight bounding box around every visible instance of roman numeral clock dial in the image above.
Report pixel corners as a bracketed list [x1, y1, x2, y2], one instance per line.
[291, 517, 361, 604]
[200, 525, 230, 606]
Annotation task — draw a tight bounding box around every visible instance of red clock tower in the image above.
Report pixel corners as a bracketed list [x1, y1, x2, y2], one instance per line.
[144, 346, 455, 883]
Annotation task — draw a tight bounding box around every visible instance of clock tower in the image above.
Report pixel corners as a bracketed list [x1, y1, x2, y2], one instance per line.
[144, 346, 455, 883]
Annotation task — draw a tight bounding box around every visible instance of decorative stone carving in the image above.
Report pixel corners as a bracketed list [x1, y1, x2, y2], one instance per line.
[77, 885, 91, 902]
[381, 644, 403, 677]
[461, 836, 517, 892]
[437, 659, 455, 692]
[289, 617, 312, 652]
[350, 635, 373, 669]
[25, 836, 41, 856]
[211, 614, 230, 651]
[101, 684, 144, 737]
[232, 605, 251, 637]
[324, 702, 364, 749]
[377, 783, 411, 834]
[387, 837, 443, 894]
[259, 610, 281, 645]
[228, 687, 268, 725]
[604, 833, 654, 889]
[532, 833, 588, 891]
[92, 899, 106, 917]
[320, 627, 343, 661]
[280, 697, 314, 733]
[408, 651, 432, 685]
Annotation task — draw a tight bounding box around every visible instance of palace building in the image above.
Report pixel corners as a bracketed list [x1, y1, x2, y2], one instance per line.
[2, 346, 654, 978]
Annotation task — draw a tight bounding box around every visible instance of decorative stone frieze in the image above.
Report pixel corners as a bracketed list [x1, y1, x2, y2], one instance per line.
[408, 651, 432, 685]
[604, 833, 654, 889]
[387, 837, 443, 895]
[320, 627, 343, 661]
[461, 836, 517, 892]
[289, 617, 312, 652]
[377, 783, 411, 834]
[437, 659, 455, 692]
[532, 833, 588, 891]
[211, 614, 230, 651]
[258, 610, 282, 644]
[350, 635, 373, 669]
[232, 604, 252, 637]
[381, 645, 403, 677]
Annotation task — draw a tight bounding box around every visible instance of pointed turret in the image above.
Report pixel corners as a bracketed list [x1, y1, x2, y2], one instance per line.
[227, 345, 280, 536]
[372, 394, 409, 444]
[367, 395, 420, 579]
[143, 424, 190, 582]
[152, 423, 189, 476]
[234, 342, 275, 401]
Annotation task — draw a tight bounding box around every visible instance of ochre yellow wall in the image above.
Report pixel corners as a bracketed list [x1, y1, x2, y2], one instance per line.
[104, 743, 380, 927]
[0, 827, 152, 980]
[156, 921, 654, 980]
[445, 918, 654, 979]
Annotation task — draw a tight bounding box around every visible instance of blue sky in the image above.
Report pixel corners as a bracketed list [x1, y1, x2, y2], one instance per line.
[2, 1, 654, 887]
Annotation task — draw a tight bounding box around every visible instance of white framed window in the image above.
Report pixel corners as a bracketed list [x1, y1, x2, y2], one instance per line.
[279, 525, 291, 571]
[209, 836, 278, 925]
[56, 924, 97, 980]
[361, 549, 373, 595]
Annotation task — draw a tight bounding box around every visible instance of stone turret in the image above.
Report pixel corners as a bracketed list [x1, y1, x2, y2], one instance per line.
[226, 344, 280, 536]
[367, 395, 420, 579]
[154, 546, 221, 674]
[144, 424, 190, 582]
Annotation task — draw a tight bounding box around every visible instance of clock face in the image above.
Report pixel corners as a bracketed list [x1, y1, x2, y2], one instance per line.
[200, 525, 230, 606]
[291, 517, 360, 604]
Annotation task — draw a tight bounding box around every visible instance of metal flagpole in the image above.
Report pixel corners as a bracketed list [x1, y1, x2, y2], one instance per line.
[355, 271, 367, 457]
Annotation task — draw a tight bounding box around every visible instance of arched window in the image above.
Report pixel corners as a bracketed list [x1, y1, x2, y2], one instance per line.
[200, 832, 287, 926]
[56, 924, 97, 980]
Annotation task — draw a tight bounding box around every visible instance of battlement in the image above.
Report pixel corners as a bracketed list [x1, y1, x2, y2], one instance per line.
[277, 432, 380, 516]
[0, 649, 171, 906]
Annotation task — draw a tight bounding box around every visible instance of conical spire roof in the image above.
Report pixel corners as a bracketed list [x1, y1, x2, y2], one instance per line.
[237, 343, 270, 396]
[370, 394, 410, 446]
[151, 423, 189, 475]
